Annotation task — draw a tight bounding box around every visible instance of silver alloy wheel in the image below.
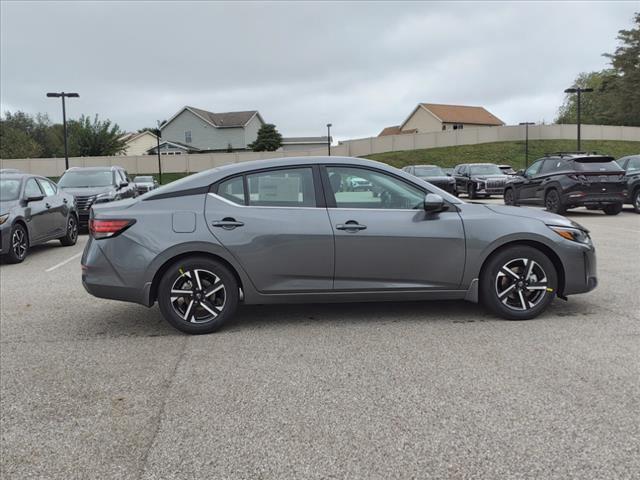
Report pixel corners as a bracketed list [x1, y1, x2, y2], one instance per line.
[495, 258, 548, 311]
[634, 190, 640, 211]
[170, 269, 226, 323]
[12, 228, 27, 259]
[68, 216, 78, 242]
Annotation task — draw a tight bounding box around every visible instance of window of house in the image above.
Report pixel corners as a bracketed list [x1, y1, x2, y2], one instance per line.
[326, 166, 424, 210]
[453, 124, 464, 130]
[185, 130, 192, 143]
[246, 168, 316, 207]
[442, 125, 447, 131]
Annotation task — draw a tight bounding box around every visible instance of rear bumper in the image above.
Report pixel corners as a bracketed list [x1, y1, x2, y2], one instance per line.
[562, 192, 624, 207]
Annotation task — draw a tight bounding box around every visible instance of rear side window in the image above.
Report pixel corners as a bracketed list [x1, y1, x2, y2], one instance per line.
[246, 168, 316, 207]
[217, 176, 246, 205]
[574, 159, 622, 172]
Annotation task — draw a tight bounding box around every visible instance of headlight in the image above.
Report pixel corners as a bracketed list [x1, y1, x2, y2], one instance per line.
[549, 226, 592, 245]
[94, 191, 117, 203]
[0, 213, 8, 225]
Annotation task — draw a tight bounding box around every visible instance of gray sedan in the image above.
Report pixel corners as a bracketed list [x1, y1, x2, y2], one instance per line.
[82, 157, 597, 334]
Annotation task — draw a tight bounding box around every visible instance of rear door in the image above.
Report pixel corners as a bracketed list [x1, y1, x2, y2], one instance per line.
[205, 166, 334, 292]
[322, 165, 465, 290]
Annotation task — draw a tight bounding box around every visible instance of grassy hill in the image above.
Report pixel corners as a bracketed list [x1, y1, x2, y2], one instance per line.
[366, 139, 640, 170]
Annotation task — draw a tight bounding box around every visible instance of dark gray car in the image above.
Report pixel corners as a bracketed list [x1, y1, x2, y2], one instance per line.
[402, 165, 456, 194]
[0, 172, 78, 263]
[82, 157, 597, 334]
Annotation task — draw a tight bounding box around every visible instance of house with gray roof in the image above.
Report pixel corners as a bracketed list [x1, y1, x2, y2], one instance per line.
[159, 106, 265, 152]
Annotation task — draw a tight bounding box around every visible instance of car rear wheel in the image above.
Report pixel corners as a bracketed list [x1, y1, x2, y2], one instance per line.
[480, 246, 557, 320]
[545, 189, 565, 214]
[468, 184, 478, 199]
[158, 256, 239, 334]
[633, 189, 640, 214]
[5, 223, 28, 264]
[59, 214, 78, 246]
[602, 203, 623, 216]
[503, 188, 516, 205]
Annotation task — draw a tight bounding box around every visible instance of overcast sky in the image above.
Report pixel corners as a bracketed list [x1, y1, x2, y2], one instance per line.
[0, 1, 636, 140]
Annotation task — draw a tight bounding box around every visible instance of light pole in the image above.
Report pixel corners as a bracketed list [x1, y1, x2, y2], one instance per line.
[519, 122, 535, 169]
[564, 87, 593, 151]
[46, 92, 79, 170]
[156, 121, 163, 185]
[326, 123, 332, 156]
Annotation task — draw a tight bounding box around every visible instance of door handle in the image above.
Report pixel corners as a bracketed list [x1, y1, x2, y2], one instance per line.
[45, 203, 51, 209]
[336, 221, 367, 232]
[211, 218, 244, 230]
[63, 198, 68, 204]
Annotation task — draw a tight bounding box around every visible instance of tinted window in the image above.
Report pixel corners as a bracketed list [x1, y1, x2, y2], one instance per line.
[24, 178, 43, 197]
[38, 179, 57, 196]
[525, 160, 544, 177]
[414, 166, 444, 176]
[574, 159, 622, 172]
[0, 179, 21, 201]
[217, 176, 246, 205]
[326, 166, 424, 210]
[246, 168, 315, 207]
[58, 170, 114, 188]
[469, 164, 502, 175]
[626, 157, 640, 172]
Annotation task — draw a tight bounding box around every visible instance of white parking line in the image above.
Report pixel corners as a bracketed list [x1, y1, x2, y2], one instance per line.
[45, 252, 83, 272]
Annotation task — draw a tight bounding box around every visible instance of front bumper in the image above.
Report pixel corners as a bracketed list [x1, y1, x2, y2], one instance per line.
[561, 241, 598, 296]
[0, 222, 11, 255]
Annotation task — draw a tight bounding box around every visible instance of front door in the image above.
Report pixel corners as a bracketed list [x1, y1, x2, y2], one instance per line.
[22, 178, 50, 242]
[205, 166, 334, 292]
[323, 166, 466, 290]
[37, 178, 67, 237]
[519, 160, 545, 203]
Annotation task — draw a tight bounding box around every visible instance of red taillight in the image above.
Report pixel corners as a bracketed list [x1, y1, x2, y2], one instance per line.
[89, 219, 135, 239]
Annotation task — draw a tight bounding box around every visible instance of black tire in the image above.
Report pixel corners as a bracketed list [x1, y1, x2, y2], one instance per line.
[602, 203, 623, 216]
[452, 189, 459, 197]
[633, 188, 640, 214]
[503, 188, 516, 206]
[468, 184, 478, 199]
[59, 214, 78, 246]
[480, 245, 558, 320]
[545, 189, 566, 214]
[157, 256, 239, 334]
[4, 223, 28, 264]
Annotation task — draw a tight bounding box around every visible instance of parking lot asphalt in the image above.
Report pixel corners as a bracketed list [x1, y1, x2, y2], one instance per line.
[1, 200, 639, 479]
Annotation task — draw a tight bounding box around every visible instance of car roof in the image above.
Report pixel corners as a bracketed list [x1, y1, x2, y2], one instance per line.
[64, 166, 122, 172]
[541, 152, 614, 161]
[144, 156, 463, 203]
[0, 172, 44, 180]
[409, 164, 439, 168]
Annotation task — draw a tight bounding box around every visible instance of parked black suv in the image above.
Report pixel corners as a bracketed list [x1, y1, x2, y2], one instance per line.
[503, 153, 626, 215]
[402, 165, 456, 193]
[453, 163, 508, 198]
[616, 154, 640, 213]
[57, 166, 137, 227]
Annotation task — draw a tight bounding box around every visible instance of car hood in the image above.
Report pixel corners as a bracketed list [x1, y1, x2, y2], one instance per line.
[420, 175, 453, 182]
[484, 204, 586, 230]
[135, 182, 154, 187]
[59, 186, 115, 197]
[0, 199, 19, 216]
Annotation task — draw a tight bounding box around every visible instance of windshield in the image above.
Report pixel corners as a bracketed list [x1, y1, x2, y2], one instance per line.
[414, 166, 444, 176]
[469, 165, 502, 175]
[58, 170, 114, 188]
[134, 176, 153, 182]
[0, 178, 21, 201]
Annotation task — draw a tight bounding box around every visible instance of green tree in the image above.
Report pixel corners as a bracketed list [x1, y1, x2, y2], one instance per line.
[67, 114, 127, 156]
[557, 12, 640, 126]
[248, 123, 282, 151]
[0, 111, 43, 158]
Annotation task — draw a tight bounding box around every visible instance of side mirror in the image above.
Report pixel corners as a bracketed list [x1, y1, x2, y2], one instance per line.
[118, 181, 129, 188]
[26, 194, 44, 203]
[423, 193, 445, 213]
[446, 172, 451, 177]
[516, 169, 526, 177]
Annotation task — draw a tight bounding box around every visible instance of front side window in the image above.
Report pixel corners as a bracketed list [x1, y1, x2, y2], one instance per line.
[24, 178, 43, 198]
[326, 166, 424, 210]
[38, 179, 57, 196]
[217, 176, 246, 205]
[525, 160, 544, 177]
[246, 168, 315, 207]
[626, 157, 640, 172]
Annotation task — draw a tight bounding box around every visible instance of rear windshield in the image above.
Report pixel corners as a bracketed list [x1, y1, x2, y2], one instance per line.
[58, 170, 114, 188]
[0, 178, 21, 201]
[574, 158, 622, 172]
[414, 166, 444, 176]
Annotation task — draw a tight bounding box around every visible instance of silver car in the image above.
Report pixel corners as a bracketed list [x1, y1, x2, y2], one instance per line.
[82, 157, 597, 334]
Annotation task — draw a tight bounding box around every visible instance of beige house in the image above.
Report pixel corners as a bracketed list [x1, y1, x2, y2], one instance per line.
[119, 131, 159, 156]
[379, 103, 504, 136]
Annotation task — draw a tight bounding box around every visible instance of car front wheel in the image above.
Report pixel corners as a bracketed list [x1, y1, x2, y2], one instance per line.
[158, 256, 239, 334]
[59, 214, 78, 246]
[633, 189, 640, 214]
[480, 246, 557, 320]
[5, 223, 28, 264]
[545, 189, 566, 214]
[503, 188, 516, 205]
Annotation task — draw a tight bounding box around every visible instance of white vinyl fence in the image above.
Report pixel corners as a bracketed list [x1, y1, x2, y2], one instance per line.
[2, 124, 639, 177]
